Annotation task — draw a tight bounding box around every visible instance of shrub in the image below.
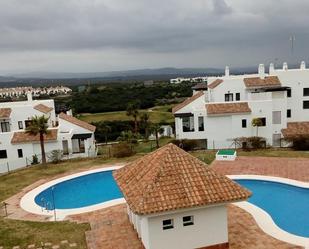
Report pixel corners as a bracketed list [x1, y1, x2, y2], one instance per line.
[247, 136, 266, 149]
[112, 143, 136, 158]
[48, 150, 63, 164]
[31, 154, 39, 165]
[285, 135, 309, 150]
[170, 139, 200, 151]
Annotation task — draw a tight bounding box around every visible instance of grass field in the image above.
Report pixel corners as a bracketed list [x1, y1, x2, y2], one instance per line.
[79, 105, 175, 124]
[0, 155, 140, 249]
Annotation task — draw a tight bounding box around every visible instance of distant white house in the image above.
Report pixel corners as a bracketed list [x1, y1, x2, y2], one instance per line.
[170, 77, 207, 84]
[114, 143, 250, 249]
[0, 92, 96, 173]
[0, 86, 72, 98]
[173, 62, 309, 149]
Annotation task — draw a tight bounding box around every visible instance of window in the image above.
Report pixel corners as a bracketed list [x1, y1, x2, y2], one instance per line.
[303, 101, 309, 109]
[287, 88, 292, 98]
[287, 109, 291, 118]
[224, 93, 233, 102]
[303, 88, 309, 96]
[235, 93, 240, 101]
[0, 122, 10, 132]
[198, 117, 204, 131]
[25, 120, 32, 128]
[0, 150, 7, 159]
[162, 219, 174, 230]
[183, 216, 194, 226]
[272, 111, 281, 124]
[242, 119, 247, 128]
[182, 116, 194, 132]
[18, 121, 23, 129]
[17, 149, 23, 158]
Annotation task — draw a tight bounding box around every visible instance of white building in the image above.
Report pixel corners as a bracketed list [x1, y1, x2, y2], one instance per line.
[114, 143, 250, 249]
[170, 76, 207, 84]
[0, 93, 96, 173]
[173, 62, 309, 149]
[0, 86, 72, 98]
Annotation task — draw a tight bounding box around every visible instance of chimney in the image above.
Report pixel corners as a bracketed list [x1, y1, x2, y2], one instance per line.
[269, 63, 275, 74]
[225, 66, 230, 77]
[27, 91, 33, 102]
[258, 64, 265, 79]
[300, 61, 306, 70]
[283, 62, 288, 70]
[66, 109, 73, 116]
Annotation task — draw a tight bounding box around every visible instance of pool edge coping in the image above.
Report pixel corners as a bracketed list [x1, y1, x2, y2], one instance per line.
[20, 166, 125, 221]
[228, 174, 309, 248]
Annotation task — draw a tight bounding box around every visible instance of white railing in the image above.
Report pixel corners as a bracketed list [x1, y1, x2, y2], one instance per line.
[247, 92, 272, 101]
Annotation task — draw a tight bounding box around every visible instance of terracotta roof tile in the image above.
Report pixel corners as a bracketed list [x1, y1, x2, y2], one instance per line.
[11, 129, 58, 144]
[206, 102, 251, 115]
[243, 76, 281, 88]
[0, 108, 12, 118]
[59, 112, 96, 132]
[33, 104, 53, 114]
[208, 79, 224, 89]
[113, 143, 251, 215]
[172, 91, 204, 114]
[282, 122, 309, 137]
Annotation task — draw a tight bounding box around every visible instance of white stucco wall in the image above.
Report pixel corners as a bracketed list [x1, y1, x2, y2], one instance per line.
[133, 205, 228, 249]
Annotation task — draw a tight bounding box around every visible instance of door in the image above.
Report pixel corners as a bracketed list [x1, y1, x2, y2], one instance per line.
[272, 134, 281, 147]
[62, 140, 69, 155]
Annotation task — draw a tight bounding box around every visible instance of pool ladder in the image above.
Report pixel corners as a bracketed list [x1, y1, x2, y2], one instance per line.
[40, 198, 52, 213]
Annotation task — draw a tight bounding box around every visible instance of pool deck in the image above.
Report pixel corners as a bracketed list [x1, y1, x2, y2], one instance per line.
[4, 156, 309, 249]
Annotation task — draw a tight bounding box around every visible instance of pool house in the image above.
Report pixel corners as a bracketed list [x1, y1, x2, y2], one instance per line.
[114, 143, 251, 249]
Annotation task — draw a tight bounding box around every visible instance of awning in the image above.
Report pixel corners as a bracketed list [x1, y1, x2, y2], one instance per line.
[71, 133, 92, 139]
[174, 113, 194, 117]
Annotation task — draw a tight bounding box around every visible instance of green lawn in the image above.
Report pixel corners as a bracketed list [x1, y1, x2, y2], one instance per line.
[79, 105, 175, 124]
[0, 155, 140, 249]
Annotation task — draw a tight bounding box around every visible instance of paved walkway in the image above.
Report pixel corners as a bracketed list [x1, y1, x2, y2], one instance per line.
[211, 156, 309, 182]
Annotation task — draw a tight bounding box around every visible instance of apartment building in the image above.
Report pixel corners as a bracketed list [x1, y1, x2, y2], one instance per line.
[173, 62, 309, 149]
[0, 93, 96, 173]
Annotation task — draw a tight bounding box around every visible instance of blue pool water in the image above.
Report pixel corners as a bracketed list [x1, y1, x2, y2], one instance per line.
[35, 170, 123, 210]
[235, 179, 309, 237]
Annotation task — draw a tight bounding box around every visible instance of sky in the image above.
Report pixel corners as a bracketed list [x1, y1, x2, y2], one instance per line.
[0, 0, 309, 74]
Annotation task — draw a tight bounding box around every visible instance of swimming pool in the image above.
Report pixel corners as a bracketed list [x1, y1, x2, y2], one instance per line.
[235, 179, 309, 238]
[35, 170, 123, 210]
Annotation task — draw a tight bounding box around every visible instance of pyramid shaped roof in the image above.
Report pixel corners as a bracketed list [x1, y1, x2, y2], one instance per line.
[114, 143, 251, 215]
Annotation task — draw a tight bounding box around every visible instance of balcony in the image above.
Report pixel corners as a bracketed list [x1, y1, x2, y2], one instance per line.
[247, 92, 272, 101]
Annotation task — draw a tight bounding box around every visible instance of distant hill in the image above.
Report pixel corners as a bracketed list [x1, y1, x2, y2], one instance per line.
[0, 66, 260, 87]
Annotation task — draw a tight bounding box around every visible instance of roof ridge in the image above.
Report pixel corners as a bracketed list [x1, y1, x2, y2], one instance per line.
[172, 91, 204, 114]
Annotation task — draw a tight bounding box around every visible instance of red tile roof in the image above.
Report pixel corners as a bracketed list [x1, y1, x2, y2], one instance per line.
[11, 129, 58, 144]
[282, 122, 309, 137]
[0, 108, 12, 118]
[208, 79, 224, 89]
[172, 91, 204, 114]
[243, 76, 281, 88]
[59, 113, 96, 132]
[206, 102, 251, 115]
[114, 143, 251, 215]
[34, 104, 53, 114]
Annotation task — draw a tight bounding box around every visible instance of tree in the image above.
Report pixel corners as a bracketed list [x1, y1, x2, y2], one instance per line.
[251, 118, 263, 136]
[126, 102, 140, 134]
[99, 124, 112, 144]
[150, 123, 164, 149]
[139, 112, 150, 139]
[26, 115, 49, 164]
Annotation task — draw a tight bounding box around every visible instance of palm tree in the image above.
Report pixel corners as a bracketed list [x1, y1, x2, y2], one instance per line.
[126, 102, 140, 134]
[26, 115, 49, 164]
[139, 113, 150, 139]
[251, 118, 263, 136]
[150, 123, 164, 149]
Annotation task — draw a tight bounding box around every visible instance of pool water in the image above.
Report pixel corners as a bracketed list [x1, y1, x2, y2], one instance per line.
[35, 170, 123, 210]
[235, 179, 309, 238]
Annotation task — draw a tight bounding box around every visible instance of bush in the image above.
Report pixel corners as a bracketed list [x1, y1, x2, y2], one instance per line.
[31, 154, 39, 165]
[48, 150, 63, 164]
[235, 136, 266, 150]
[170, 139, 200, 151]
[112, 143, 136, 158]
[285, 135, 309, 150]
